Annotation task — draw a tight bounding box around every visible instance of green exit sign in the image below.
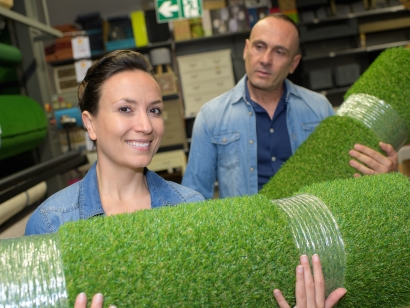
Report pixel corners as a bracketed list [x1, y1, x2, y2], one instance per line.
[156, 0, 203, 23]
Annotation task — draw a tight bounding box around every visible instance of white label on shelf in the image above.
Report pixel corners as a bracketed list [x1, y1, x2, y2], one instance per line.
[74, 60, 92, 83]
[71, 36, 91, 60]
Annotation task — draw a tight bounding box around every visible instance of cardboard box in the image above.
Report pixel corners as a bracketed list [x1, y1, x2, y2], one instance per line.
[173, 20, 192, 41]
[278, 0, 296, 11]
[203, 0, 227, 10]
[0, 0, 13, 9]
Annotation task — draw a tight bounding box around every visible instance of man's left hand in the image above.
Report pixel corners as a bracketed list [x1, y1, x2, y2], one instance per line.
[349, 142, 398, 177]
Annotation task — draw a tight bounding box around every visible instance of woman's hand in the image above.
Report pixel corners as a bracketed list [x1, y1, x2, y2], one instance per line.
[74, 293, 116, 308]
[273, 254, 347, 308]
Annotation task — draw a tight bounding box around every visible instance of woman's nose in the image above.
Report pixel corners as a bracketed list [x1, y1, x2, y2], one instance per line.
[133, 112, 153, 134]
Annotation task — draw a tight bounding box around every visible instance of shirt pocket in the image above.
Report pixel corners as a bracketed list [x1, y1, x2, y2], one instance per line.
[301, 121, 321, 133]
[212, 132, 240, 169]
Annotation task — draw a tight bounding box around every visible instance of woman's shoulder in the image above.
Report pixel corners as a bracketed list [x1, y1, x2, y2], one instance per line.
[39, 181, 81, 211]
[166, 180, 205, 202]
[146, 169, 205, 206]
[25, 181, 82, 235]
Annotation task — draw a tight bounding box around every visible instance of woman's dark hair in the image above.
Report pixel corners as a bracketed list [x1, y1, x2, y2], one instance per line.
[78, 50, 154, 115]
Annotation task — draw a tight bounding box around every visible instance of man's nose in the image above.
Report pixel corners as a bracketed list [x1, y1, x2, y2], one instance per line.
[260, 51, 272, 65]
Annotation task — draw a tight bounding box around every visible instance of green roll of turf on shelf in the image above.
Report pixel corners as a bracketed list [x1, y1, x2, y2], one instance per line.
[0, 95, 47, 160]
[260, 47, 410, 200]
[0, 43, 22, 66]
[1, 173, 409, 307]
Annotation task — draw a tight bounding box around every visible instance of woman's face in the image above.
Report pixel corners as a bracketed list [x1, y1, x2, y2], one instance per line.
[83, 70, 164, 170]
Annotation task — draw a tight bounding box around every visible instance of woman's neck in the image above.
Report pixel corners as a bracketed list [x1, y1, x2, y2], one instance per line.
[95, 159, 151, 215]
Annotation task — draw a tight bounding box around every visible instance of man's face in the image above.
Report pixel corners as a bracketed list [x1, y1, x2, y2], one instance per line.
[243, 17, 301, 93]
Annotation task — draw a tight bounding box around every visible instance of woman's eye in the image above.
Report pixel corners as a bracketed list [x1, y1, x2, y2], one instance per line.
[119, 106, 131, 113]
[149, 107, 162, 115]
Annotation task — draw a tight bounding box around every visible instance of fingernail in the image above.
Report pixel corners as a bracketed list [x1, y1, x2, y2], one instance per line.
[94, 293, 104, 303]
[297, 265, 304, 273]
[77, 292, 86, 300]
[312, 254, 319, 261]
[109, 306, 117, 308]
[300, 255, 308, 262]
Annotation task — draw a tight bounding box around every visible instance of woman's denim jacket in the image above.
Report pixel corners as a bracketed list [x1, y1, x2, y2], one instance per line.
[25, 163, 204, 235]
[182, 76, 334, 199]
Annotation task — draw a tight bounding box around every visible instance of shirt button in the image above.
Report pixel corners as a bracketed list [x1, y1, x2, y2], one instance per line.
[250, 168, 254, 172]
[222, 138, 226, 143]
[270, 128, 274, 133]
[249, 111, 253, 116]
[249, 140, 254, 144]
[272, 157, 276, 162]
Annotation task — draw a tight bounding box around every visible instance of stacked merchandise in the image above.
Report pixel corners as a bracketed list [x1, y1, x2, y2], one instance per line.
[44, 24, 79, 63]
[75, 12, 104, 56]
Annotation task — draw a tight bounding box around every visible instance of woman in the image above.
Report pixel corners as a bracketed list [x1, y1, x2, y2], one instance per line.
[25, 50, 204, 235]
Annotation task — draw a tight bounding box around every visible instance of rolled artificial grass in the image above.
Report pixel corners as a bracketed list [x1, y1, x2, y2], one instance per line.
[260, 47, 410, 200]
[0, 95, 48, 160]
[0, 43, 22, 66]
[297, 173, 410, 307]
[1, 173, 409, 307]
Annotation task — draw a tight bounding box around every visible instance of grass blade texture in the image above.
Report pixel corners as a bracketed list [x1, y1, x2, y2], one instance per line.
[58, 173, 410, 307]
[260, 47, 410, 200]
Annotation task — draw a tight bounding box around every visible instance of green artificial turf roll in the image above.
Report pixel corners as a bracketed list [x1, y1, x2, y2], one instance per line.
[0, 173, 409, 307]
[0, 43, 22, 66]
[297, 172, 410, 307]
[260, 47, 410, 200]
[0, 95, 48, 160]
[59, 194, 299, 307]
[260, 116, 381, 200]
[345, 47, 410, 130]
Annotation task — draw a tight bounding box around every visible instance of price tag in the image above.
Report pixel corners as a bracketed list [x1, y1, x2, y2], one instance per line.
[71, 36, 91, 59]
[74, 59, 92, 83]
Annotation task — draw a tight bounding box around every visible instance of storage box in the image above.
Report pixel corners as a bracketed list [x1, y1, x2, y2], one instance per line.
[278, 0, 297, 11]
[308, 68, 333, 90]
[211, 5, 249, 34]
[173, 19, 192, 41]
[0, 0, 13, 9]
[296, 0, 328, 9]
[300, 18, 358, 43]
[159, 100, 187, 148]
[334, 63, 360, 87]
[154, 65, 179, 96]
[130, 11, 149, 47]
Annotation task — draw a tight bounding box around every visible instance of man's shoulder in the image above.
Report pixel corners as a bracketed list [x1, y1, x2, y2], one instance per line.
[286, 79, 330, 106]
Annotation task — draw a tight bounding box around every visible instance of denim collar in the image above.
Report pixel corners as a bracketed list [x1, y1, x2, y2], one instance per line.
[232, 75, 302, 105]
[78, 162, 183, 219]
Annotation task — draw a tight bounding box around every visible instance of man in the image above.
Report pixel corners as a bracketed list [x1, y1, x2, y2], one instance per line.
[182, 13, 397, 199]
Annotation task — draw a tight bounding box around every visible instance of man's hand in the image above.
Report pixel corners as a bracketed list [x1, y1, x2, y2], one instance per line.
[349, 142, 398, 177]
[273, 254, 347, 308]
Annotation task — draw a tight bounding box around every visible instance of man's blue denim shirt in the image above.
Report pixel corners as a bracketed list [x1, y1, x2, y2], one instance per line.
[25, 162, 204, 235]
[182, 76, 334, 199]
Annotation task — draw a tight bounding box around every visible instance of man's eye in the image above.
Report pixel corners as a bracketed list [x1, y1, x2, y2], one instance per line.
[119, 106, 131, 113]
